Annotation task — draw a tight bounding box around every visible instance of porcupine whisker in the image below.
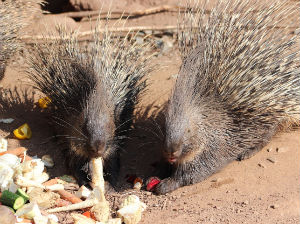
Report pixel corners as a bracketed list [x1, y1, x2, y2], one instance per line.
[148, 117, 165, 139]
[115, 128, 134, 135]
[134, 125, 163, 142]
[113, 136, 133, 141]
[137, 141, 157, 150]
[52, 116, 88, 140]
[115, 117, 135, 131]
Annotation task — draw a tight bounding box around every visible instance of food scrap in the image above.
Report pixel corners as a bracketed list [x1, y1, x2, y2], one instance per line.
[13, 123, 32, 140]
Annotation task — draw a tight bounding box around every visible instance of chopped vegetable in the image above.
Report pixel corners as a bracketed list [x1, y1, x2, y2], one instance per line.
[71, 213, 96, 224]
[41, 154, 54, 168]
[0, 138, 8, 153]
[90, 157, 105, 193]
[75, 185, 91, 199]
[57, 189, 82, 204]
[0, 118, 14, 124]
[82, 211, 92, 218]
[15, 202, 41, 219]
[91, 200, 110, 222]
[133, 177, 143, 190]
[146, 177, 161, 191]
[0, 147, 26, 157]
[16, 188, 29, 202]
[117, 195, 146, 224]
[46, 198, 99, 213]
[0, 190, 25, 210]
[0, 162, 14, 192]
[59, 175, 77, 183]
[13, 123, 32, 140]
[38, 96, 51, 109]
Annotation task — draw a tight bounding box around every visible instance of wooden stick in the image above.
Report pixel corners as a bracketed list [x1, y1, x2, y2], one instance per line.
[20, 25, 179, 41]
[58, 5, 181, 19]
[20, 24, 298, 43]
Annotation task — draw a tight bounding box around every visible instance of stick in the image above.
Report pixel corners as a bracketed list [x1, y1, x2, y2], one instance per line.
[58, 5, 181, 19]
[20, 25, 179, 42]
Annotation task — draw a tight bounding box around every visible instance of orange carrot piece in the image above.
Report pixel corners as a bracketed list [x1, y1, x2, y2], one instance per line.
[56, 199, 71, 207]
[0, 147, 27, 156]
[43, 178, 59, 186]
[57, 190, 82, 204]
[19, 154, 33, 162]
[82, 211, 91, 218]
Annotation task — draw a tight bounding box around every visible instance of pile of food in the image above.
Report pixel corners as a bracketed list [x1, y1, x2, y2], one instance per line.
[0, 138, 147, 224]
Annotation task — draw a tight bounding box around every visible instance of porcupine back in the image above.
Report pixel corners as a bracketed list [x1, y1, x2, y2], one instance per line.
[176, 0, 300, 131]
[0, 0, 41, 78]
[27, 21, 153, 185]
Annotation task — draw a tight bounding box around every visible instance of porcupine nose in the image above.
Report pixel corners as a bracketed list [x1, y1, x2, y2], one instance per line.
[92, 140, 105, 156]
[166, 148, 181, 163]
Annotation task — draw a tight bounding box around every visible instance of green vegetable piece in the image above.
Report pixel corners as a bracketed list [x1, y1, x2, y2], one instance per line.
[0, 190, 25, 210]
[16, 189, 30, 202]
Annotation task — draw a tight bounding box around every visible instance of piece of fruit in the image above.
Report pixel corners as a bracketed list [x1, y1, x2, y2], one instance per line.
[13, 123, 32, 140]
[146, 177, 161, 191]
[0, 190, 25, 210]
[38, 96, 51, 109]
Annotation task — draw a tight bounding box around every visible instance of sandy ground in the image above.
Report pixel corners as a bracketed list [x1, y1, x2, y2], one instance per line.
[1, 0, 299, 223]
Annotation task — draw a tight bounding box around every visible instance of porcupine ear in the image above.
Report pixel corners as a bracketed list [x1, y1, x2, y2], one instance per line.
[178, 0, 300, 124]
[0, 0, 43, 79]
[91, 13, 154, 128]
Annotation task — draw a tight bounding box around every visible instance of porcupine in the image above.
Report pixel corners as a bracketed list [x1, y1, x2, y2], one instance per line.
[26, 24, 153, 187]
[0, 0, 41, 79]
[154, 0, 300, 194]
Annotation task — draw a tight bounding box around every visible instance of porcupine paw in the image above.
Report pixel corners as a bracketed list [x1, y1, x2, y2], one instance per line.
[154, 177, 180, 195]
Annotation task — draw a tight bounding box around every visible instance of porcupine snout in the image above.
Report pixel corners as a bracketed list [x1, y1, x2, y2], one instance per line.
[163, 141, 183, 164]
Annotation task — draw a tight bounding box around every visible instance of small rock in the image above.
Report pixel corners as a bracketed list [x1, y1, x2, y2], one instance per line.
[172, 208, 177, 211]
[135, 36, 144, 45]
[242, 200, 249, 205]
[266, 158, 277, 163]
[145, 191, 152, 196]
[266, 148, 272, 152]
[42, 155, 54, 168]
[211, 178, 222, 182]
[145, 30, 153, 35]
[276, 147, 287, 153]
[270, 204, 279, 209]
[258, 163, 266, 168]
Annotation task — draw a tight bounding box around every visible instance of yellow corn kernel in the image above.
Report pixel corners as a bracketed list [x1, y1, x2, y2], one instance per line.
[13, 123, 32, 140]
[38, 97, 51, 109]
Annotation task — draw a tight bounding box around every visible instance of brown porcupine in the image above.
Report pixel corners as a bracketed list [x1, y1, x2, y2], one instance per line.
[0, 0, 41, 78]
[26, 24, 153, 187]
[154, 0, 300, 194]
